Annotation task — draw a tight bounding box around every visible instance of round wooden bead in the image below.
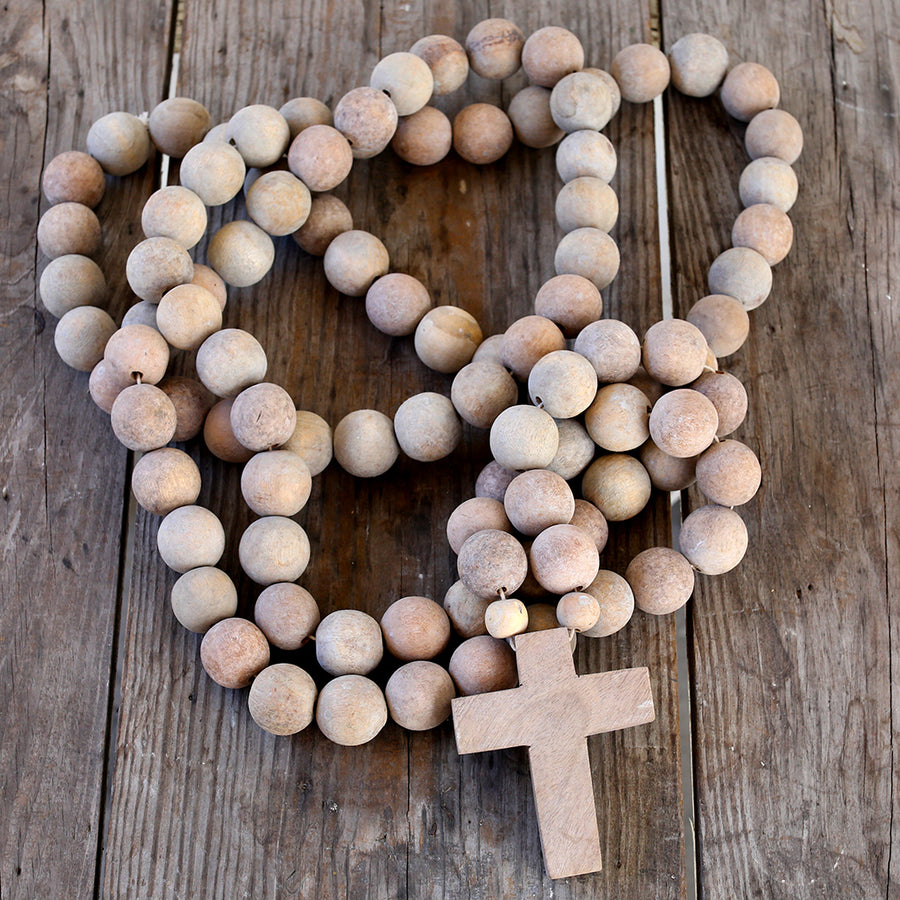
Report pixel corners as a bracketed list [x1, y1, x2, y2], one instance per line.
[197, 328, 267, 398]
[110, 384, 176, 451]
[547, 416, 596, 480]
[203, 399, 255, 463]
[526, 603, 562, 633]
[292, 194, 353, 256]
[691, 370, 748, 437]
[447, 497, 511, 555]
[245, 171, 311, 236]
[649, 389, 718, 458]
[453, 103, 514, 165]
[248, 664, 317, 736]
[708, 247, 773, 311]
[148, 97, 211, 157]
[739, 157, 798, 213]
[191, 264, 227, 310]
[667, 33, 729, 97]
[489, 405, 559, 470]
[528, 350, 598, 419]
[475, 460, 517, 501]
[254, 583, 320, 650]
[531, 523, 600, 594]
[745, 109, 803, 164]
[42, 151, 105, 207]
[457, 529, 528, 599]
[573, 319, 641, 383]
[533, 275, 602, 338]
[581, 570, 634, 637]
[686, 294, 750, 358]
[504, 469, 575, 537]
[333, 86, 398, 159]
[450, 362, 517, 429]
[639, 438, 698, 491]
[556, 176, 618, 233]
[156, 284, 222, 351]
[582, 67, 621, 113]
[582, 454, 652, 521]
[484, 597, 529, 639]
[280, 409, 333, 476]
[202, 122, 230, 143]
[371, 52, 434, 116]
[522, 25, 584, 88]
[316, 675, 387, 746]
[279, 97, 333, 139]
[230, 383, 297, 452]
[126, 236, 193, 303]
[316, 610, 383, 676]
[333, 409, 399, 477]
[86, 111, 151, 175]
[228, 104, 290, 167]
[449, 635, 518, 695]
[642, 318, 708, 387]
[410, 34, 469, 95]
[171, 566, 237, 632]
[550, 72, 613, 132]
[696, 439, 761, 507]
[103, 323, 169, 385]
[626, 548, 695, 615]
[610, 43, 671, 103]
[569, 499, 608, 553]
[141, 185, 207, 250]
[37, 202, 101, 259]
[40, 254, 106, 318]
[386, 661, 455, 730]
[180, 141, 246, 206]
[556, 592, 601, 632]
[391, 106, 453, 166]
[239, 516, 310, 585]
[207, 220, 275, 288]
[131, 446, 201, 516]
[628, 365, 665, 404]
[414, 306, 483, 373]
[157, 504, 225, 572]
[721, 62, 780, 122]
[200, 618, 270, 689]
[555, 227, 620, 290]
[556, 130, 617, 183]
[585, 383, 651, 452]
[465, 18, 524, 79]
[501, 315, 566, 381]
[241, 449, 311, 516]
[471, 333, 506, 365]
[89, 359, 131, 413]
[443, 580, 490, 638]
[381, 596, 451, 661]
[323, 230, 390, 297]
[680, 505, 749, 574]
[507, 86, 563, 149]
[364, 274, 431, 337]
[393, 392, 462, 462]
[287, 124, 353, 193]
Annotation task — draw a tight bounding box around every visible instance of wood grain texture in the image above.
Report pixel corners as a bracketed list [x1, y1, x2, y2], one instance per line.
[661, 0, 899, 896]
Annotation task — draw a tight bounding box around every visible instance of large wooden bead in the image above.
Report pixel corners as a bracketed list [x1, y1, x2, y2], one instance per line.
[610, 43, 671, 103]
[323, 230, 389, 297]
[391, 106, 453, 166]
[42, 151, 105, 207]
[121, 300, 160, 333]
[639, 438, 698, 491]
[190, 264, 227, 310]
[696, 439, 761, 506]
[574, 318, 641, 383]
[126, 236, 193, 302]
[157, 504, 225, 573]
[386, 661, 455, 730]
[39, 254, 106, 318]
[642, 318, 708, 386]
[708, 247, 773, 311]
[228, 104, 290, 167]
[280, 409, 333, 476]
[691, 370, 748, 437]
[556, 130, 617, 183]
[443, 580, 490, 638]
[522, 25, 583, 87]
[131, 447, 200, 515]
[89, 359, 131, 413]
[451, 361, 518, 429]
[394, 392, 461, 462]
[680, 505, 749, 574]
[732, 203, 793, 266]
[447, 497, 511, 555]
[410, 34, 469, 95]
[365, 274, 431, 337]
[333, 409, 399, 477]
[141, 185, 207, 250]
[203, 399, 255, 463]
[533, 274, 602, 337]
[686, 294, 750, 358]
[279, 97, 333, 138]
[504, 469, 574, 536]
[528, 349, 598, 419]
[333, 86, 398, 159]
[316, 675, 387, 746]
[626, 548, 695, 615]
[531, 523, 600, 594]
[241, 449, 311, 516]
[86, 111, 151, 175]
[465, 18, 524, 79]
[381, 596, 451, 661]
[484, 597, 529, 639]
[156, 284, 222, 351]
[475, 460, 517, 501]
[501, 314, 566, 381]
[245, 171, 311, 236]
[103, 323, 169, 384]
[582, 454, 652, 521]
[472, 333, 506, 365]
[254, 583, 320, 650]
[54, 306, 116, 371]
[453, 104, 514, 164]
[197, 328, 267, 398]
[585, 383, 651, 452]
[649, 389, 718, 458]
[239, 516, 310, 585]
[207, 220, 275, 288]
[414, 306, 483, 373]
[37, 202, 101, 259]
[230, 383, 297, 452]
[556, 592, 601, 632]
[489, 405, 559, 470]
[200, 618, 270, 689]
[581, 570, 634, 637]
[248, 664, 317, 736]
[745, 109, 803, 164]
[371, 52, 434, 116]
[556, 176, 618, 233]
[550, 72, 613, 133]
[458, 529, 528, 599]
[555, 227, 620, 289]
[739, 157, 798, 213]
[111, 384, 177, 451]
[449, 635, 518, 695]
[287, 124, 353, 192]
[180, 141, 246, 206]
[548, 417, 595, 481]
[148, 97, 211, 157]
[507, 86, 563, 149]
[721, 62, 780, 122]
[316, 610, 383, 676]
[292, 194, 353, 256]
[667, 33, 728, 97]
[569, 499, 608, 553]
[171, 566, 237, 632]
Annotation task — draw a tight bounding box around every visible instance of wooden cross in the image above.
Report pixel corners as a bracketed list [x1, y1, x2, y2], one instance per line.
[451, 627, 655, 880]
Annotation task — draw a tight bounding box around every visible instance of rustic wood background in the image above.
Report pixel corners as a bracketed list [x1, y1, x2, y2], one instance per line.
[1, 0, 897, 897]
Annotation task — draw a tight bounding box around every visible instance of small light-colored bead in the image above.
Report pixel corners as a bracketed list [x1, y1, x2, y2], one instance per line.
[639, 439, 697, 491]
[371, 52, 434, 116]
[527, 349, 598, 418]
[569, 499, 608, 553]
[333, 409, 399, 477]
[157, 505, 225, 573]
[104, 323, 170, 384]
[279, 97, 333, 139]
[40, 254, 106, 318]
[453, 103, 514, 164]
[451, 361, 517, 429]
[443, 580, 491, 638]
[585, 383, 651, 452]
[86, 111, 151, 175]
[291, 194, 353, 256]
[573, 318, 641, 383]
[581, 570, 634, 637]
[200, 617, 270, 689]
[316, 675, 387, 746]
[394, 392, 461, 462]
[239, 516, 310, 585]
[556, 176, 618, 233]
[381, 596, 451, 661]
[366, 273, 432, 336]
[386, 661, 455, 730]
[447, 497, 512, 555]
[555, 227, 620, 289]
[391, 106, 453, 165]
[522, 26, 584, 87]
[89, 359, 131, 413]
[37, 202, 101, 259]
[157, 375, 212, 441]
[507, 86, 563, 149]
[610, 43, 671, 103]
[448, 635, 518, 695]
[530, 523, 600, 594]
[156, 284, 222, 351]
[196, 328, 267, 398]
[556, 130, 617, 183]
[323, 230, 390, 297]
[739, 157, 798, 213]
[457, 529, 528, 599]
[667, 33, 729, 97]
[248, 664, 317, 736]
[484, 597, 529, 639]
[696, 439, 761, 506]
[42, 151, 105, 207]
[148, 97, 211, 157]
[131, 446, 201, 515]
[241, 449, 311, 516]
[475, 460, 517, 501]
[504, 469, 574, 537]
[203, 399, 255, 463]
[626, 548, 695, 615]
[254, 583, 320, 650]
[410, 34, 469, 95]
[649, 389, 719, 458]
[582, 453, 652, 521]
[180, 141, 246, 206]
[126, 236, 193, 303]
[708, 246, 773, 310]
[141, 185, 207, 250]
[207, 220, 275, 288]
[691, 370, 748, 438]
[245, 170, 311, 236]
[547, 418, 595, 481]
[745, 109, 803, 163]
[110, 384, 177, 451]
[171, 566, 237, 632]
[686, 294, 750, 358]
[489, 405, 559, 470]
[557, 592, 601, 632]
[414, 306, 483, 373]
[680, 504, 749, 574]
[333, 86, 399, 159]
[230, 383, 296, 452]
[287, 124, 353, 192]
[642, 318, 709, 386]
[533, 274, 602, 338]
[316, 610, 383, 676]
[228, 104, 291, 167]
[501, 314, 566, 381]
[550, 72, 613, 132]
[465, 18, 525, 79]
[721, 62, 780, 122]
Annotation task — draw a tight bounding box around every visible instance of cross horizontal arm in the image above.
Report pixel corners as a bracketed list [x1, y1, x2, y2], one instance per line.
[452, 687, 535, 753]
[577, 667, 656, 736]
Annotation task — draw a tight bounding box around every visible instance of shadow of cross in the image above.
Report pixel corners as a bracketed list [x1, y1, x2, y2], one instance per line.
[451, 627, 655, 880]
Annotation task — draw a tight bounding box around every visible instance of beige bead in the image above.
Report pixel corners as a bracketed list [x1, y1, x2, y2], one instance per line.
[333, 409, 398, 477]
[200, 617, 270, 689]
[316, 675, 387, 745]
[667, 33, 729, 97]
[180, 141, 246, 206]
[323, 230, 390, 297]
[287, 124, 353, 192]
[453, 104, 514, 165]
[680, 505, 749, 574]
[386, 661, 455, 730]
[245, 170, 311, 236]
[732, 204, 793, 267]
[475, 460, 517, 501]
[241, 450, 311, 516]
[451, 361, 518, 429]
[507, 86, 563, 149]
[745, 109, 803, 164]
[171, 566, 237, 632]
[691, 370, 748, 438]
[721, 62, 780, 122]
[504, 469, 574, 537]
[208, 220, 275, 288]
[40, 255, 106, 318]
[696, 439, 761, 507]
[533, 274, 602, 338]
[203, 398, 254, 463]
[522, 26, 584, 87]
[230, 383, 297, 452]
[528, 350, 598, 419]
[581, 570, 634, 637]
[365, 273, 431, 336]
[157, 505, 225, 573]
[447, 497, 511, 555]
[626, 547, 695, 615]
[203, 122, 230, 143]
[465, 18, 525, 79]
[458, 529, 528, 599]
[642, 318, 708, 386]
[103, 324, 169, 385]
[141, 185, 207, 250]
[582, 454, 652, 521]
[556, 177, 618, 233]
[649, 389, 718, 458]
[531, 523, 600, 594]
[292, 194, 353, 256]
[550, 72, 613, 133]
[89, 359, 131, 413]
[280, 409, 332, 476]
[254, 583, 320, 650]
[391, 106, 453, 166]
[126, 236, 193, 303]
[708, 247, 773, 311]
[333, 86, 398, 159]
[316, 610, 383, 676]
[449, 635, 518, 695]
[86, 111, 151, 175]
[686, 294, 750, 358]
[443, 580, 490, 638]
[489, 405, 559, 470]
[546, 419, 595, 480]
[111, 384, 176, 451]
[37, 202, 101, 259]
[393, 391, 462, 463]
[628, 365, 665, 404]
[556, 592, 601, 632]
[525, 603, 561, 633]
[611, 43, 671, 103]
[279, 97, 333, 139]
[191, 264, 227, 310]
[501, 315, 566, 381]
[156, 284, 222, 351]
[585, 382, 651, 452]
[739, 157, 798, 213]
[556, 130, 617, 183]
[582, 67, 621, 114]
[555, 227, 620, 290]
[381, 595, 451, 661]
[639, 438, 697, 491]
[228, 104, 290, 167]
[569, 499, 608, 553]
[131, 446, 201, 516]
[410, 34, 469, 95]
[573, 319, 641, 383]
[371, 52, 434, 116]
[248, 664, 317, 735]
[239, 516, 310, 585]
[42, 151, 105, 207]
[414, 306, 483, 373]
[197, 328, 267, 398]
[148, 97, 211, 157]
[484, 597, 529, 639]
[471, 333, 506, 365]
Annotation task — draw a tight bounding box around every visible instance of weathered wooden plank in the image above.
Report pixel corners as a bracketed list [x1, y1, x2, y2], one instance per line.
[0, 1, 173, 898]
[662, 0, 898, 895]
